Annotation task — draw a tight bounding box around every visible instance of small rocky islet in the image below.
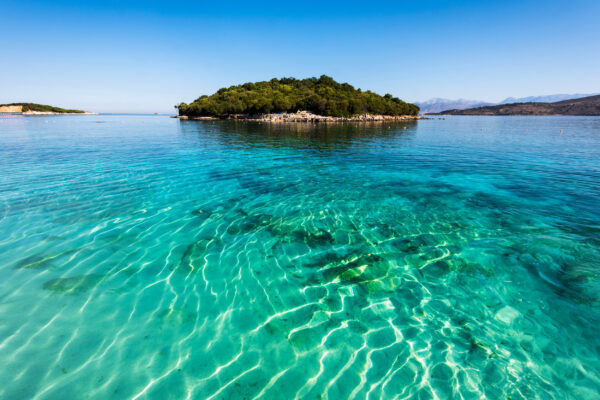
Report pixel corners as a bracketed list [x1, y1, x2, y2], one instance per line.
[176, 75, 421, 122]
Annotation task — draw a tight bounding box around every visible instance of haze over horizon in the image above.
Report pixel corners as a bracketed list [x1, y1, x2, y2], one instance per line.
[2, 0, 599, 113]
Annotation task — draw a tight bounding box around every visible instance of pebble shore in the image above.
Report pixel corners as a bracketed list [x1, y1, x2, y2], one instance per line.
[176, 110, 422, 122]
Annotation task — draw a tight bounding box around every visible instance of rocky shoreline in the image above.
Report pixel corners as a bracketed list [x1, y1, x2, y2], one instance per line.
[175, 111, 422, 122]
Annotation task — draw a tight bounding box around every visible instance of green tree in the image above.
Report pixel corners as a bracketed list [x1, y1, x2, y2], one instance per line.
[178, 76, 419, 117]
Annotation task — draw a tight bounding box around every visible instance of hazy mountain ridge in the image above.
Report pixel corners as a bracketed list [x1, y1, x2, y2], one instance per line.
[438, 95, 600, 116]
[500, 93, 599, 104]
[417, 93, 599, 114]
[415, 98, 494, 114]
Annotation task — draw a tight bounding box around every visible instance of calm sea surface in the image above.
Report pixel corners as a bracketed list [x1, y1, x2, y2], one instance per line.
[1, 115, 599, 399]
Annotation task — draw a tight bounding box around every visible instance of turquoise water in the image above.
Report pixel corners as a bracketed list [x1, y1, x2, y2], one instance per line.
[1, 115, 600, 399]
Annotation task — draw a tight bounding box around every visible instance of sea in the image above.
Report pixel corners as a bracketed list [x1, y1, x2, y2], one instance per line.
[1, 114, 599, 399]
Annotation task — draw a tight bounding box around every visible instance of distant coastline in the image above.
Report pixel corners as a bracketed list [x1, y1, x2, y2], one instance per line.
[0, 103, 96, 115]
[433, 95, 600, 116]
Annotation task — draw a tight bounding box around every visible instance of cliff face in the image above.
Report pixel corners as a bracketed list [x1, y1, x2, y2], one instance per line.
[439, 95, 600, 116]
[0, 105, 23, 113]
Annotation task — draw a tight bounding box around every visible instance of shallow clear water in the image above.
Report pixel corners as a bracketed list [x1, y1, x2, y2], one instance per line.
[1, 115, 600, 399]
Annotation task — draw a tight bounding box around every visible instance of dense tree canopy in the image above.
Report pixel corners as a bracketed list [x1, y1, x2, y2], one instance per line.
[177, 76, 419, 117]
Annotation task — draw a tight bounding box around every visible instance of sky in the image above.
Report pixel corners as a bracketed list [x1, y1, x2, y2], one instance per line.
[1, 0, 599, 113]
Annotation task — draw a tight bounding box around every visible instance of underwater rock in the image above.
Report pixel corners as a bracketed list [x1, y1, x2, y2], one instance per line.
[268, 224, 335, 247]
[42, 274, 104, 294]
[119, 266, 140, 277]
[14, 254, 55, 270]
[191, 207, 212, 218]
[227, 213, 275, 235]
[288, 328, 321, 351]
[495, 305, 520, 325]
[321, 253, 384, 283]
[422, 260, 451, 278]
[157, 308, 196, 326]
[173, 239, 212, 275]
[14, 249, 77, 270]
[44, 235, 65, 242]
[363, 276, 400, 295]
[374, 222, 401, 239]
[292, 229, 334, 247]
[389, 238, 420, 253]
[298, 249, 354, 270]
[517, 250, 597, 304]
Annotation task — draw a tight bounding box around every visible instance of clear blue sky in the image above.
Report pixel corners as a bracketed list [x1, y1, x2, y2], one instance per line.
[2, 0, 599, 113]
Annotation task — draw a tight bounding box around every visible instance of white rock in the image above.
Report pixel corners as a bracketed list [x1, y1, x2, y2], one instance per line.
[495, 306, 521, 325]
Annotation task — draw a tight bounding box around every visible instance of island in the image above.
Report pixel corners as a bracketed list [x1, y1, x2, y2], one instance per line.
[436, 95, 600, 116]
[176, 76, 420, 122]
[0, 103, 93, 115]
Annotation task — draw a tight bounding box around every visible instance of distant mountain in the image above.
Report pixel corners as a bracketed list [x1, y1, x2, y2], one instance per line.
[500, 93, 599, 104]
[438, 95, 600, 116]
[415, 98, 494, 114]
[418, 93, 600, 114]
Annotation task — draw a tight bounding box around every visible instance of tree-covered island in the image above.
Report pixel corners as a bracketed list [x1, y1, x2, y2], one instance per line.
[177, 76, 420, 121]
[0, 103, 88, 114]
